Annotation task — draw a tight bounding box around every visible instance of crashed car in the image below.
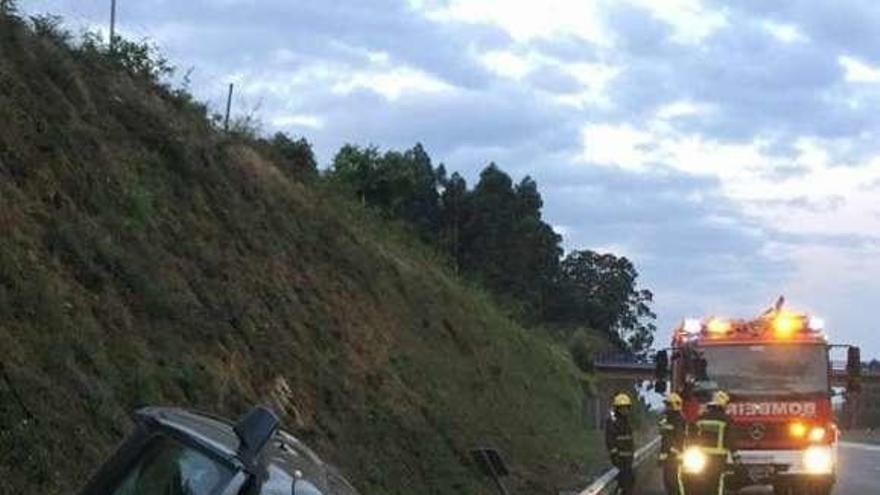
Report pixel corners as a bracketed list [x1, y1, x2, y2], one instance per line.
[78, 406, 359, 495]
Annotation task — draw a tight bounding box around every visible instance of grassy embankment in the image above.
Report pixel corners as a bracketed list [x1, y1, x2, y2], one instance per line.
[0, 13, 612, 495]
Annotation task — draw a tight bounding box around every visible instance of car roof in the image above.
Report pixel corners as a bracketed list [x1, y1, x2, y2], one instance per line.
[138, 407, 242, 457]
[136, 407, 359, 494]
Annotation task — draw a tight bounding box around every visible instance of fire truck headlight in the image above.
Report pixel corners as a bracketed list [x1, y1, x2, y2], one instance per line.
[808, 427, 827, 443]
[803, 446, 833, 475]
[681, 447, 708, 474]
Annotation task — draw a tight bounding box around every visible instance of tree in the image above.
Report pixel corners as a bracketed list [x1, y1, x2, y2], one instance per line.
[457, 165, 562, 317]
[328, 143, 443, 240]
[268, 133, 317, 179]
[329, 144, 381, 205]
[512, 176, 562, 319]
[325, 143, 655, 353]
[1, 0, 17, 15]
[459, 164, 520, 304]
[439, 171, 468, 274]
[380, 144, 442, 238]
[552, 251, 655, 355]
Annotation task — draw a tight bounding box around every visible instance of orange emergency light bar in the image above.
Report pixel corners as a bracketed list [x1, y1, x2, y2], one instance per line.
[677, 309, 823, 340]
[771, 311, 803, 338]
[707, 318, 731, 335]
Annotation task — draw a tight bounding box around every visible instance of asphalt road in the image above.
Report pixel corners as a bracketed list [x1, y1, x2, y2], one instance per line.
[634, 442, 880, 495]
[835, 442, 880, 494]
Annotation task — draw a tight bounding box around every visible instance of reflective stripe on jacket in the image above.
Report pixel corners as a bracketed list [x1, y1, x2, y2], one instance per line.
[658, 410, 685, 461]
[694, 407, 732, 456]
[605, 412, 635, 461]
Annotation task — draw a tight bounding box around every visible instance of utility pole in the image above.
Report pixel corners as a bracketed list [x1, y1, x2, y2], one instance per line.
[109, 0, 117, 52]
[224, 83, 234, 132]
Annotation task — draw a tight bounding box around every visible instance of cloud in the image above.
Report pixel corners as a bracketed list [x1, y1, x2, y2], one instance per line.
[270, 114, 325, 130]
[839, 55, 880, 83]
[761, 21, 808, 44]
[625, 0, 729, 45]
[330, 67, 456, 100]
[480, 50, 534, 80]
[423, 0, 611, 45]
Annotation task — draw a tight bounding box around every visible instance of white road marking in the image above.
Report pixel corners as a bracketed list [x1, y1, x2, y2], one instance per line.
[839, 441, 880, 452]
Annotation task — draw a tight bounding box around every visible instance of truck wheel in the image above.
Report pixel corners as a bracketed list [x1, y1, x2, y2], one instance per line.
[772, 482, 793, 495]
[792, 481, 833, 495]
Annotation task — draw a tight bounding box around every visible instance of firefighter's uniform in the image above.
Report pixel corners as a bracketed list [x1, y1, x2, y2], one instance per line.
[690, 391, 733, 495]
[605, 393, 635, 495]
[658, 393, 685, 495]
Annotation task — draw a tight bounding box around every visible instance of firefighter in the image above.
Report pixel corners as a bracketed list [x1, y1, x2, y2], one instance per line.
[692, 390, 733, 495]
[605, 392, 635, 495]
[658, 392, 685, 495]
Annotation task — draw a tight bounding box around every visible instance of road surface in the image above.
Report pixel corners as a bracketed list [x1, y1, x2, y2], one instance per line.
[634, 442, 880, 494]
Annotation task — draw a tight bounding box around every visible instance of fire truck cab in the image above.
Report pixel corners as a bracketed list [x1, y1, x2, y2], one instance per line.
[654, 303, 862, 495]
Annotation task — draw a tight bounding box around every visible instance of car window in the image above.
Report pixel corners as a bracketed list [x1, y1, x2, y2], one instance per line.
[293, 480, 324, 495]
[108, 435, 234, 495]
[257, 464, 296, 495]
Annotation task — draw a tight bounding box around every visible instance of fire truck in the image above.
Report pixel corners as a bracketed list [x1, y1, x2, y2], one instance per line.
[653, 301, 862, 495]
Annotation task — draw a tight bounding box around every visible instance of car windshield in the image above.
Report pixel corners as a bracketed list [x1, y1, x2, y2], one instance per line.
[700, 344, 829, 395]
[108, 435, 234, 495]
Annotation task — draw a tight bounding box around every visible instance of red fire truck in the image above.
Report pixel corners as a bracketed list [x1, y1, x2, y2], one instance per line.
[654, 301, 862, 495]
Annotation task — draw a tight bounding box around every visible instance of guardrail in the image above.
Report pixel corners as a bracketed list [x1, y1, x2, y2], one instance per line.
[577, 437, 661, 495]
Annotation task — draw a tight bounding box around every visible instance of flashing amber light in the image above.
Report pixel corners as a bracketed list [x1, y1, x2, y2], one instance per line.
[789, 421, 808, 439]
[683, 318, 702, 334]
[809, 427, 827, 443]
[773, 312, 803, 337]
[707, 318, 731, 335]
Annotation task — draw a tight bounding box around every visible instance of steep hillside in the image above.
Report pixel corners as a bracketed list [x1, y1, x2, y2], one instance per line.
[0, 14, 605, 495]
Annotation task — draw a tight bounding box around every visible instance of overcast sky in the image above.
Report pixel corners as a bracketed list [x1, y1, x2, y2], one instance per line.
[23, 0, 880, 357]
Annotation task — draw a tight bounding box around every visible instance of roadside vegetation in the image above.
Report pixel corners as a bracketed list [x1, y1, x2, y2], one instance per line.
[0, 5, 655, 494]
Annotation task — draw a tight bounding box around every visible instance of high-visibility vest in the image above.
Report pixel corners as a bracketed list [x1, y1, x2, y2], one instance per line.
[695, 418, 729, 456]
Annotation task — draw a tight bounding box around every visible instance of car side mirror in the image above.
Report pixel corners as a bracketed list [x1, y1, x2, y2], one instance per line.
[847, 346, 862, 393]
[233, 406, 279, 467]
[654, 350, 669, 394]
[654, 380, 668, 394]
[696, 357, 709, 381]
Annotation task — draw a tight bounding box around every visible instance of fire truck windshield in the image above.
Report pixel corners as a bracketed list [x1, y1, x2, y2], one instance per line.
[700, 344, 829, 395]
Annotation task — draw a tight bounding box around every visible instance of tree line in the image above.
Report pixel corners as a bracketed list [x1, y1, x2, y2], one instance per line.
[289, 141, 657, 356]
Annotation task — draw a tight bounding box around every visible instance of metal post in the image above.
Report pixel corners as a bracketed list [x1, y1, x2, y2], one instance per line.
[224, 83, 234, 132]
[109, 0, 117, 52]
[486, 461, 510, 495]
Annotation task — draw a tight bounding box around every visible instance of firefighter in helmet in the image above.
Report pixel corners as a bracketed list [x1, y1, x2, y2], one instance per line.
[658, 392, 685, 495]
[605, 392, 635, 495]
[692, 390, 733, 495]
